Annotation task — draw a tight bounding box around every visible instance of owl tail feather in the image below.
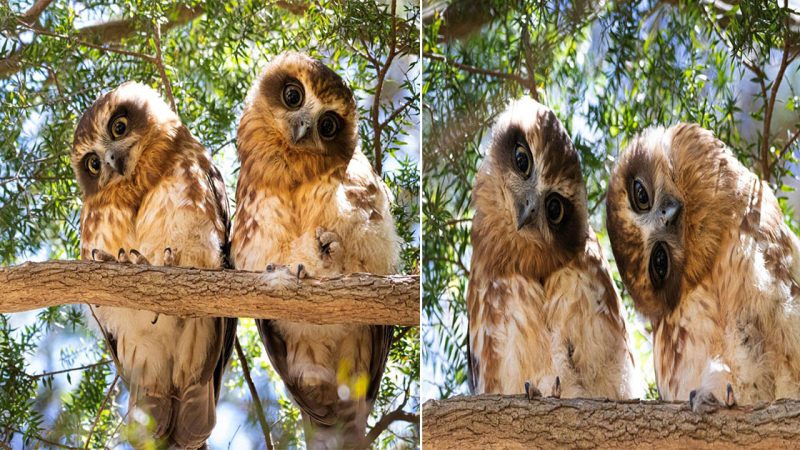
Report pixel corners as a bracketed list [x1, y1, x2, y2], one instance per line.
[127, 386, 173, 445]
[170, 380, 216, 449]
[302, 399, 369, 450]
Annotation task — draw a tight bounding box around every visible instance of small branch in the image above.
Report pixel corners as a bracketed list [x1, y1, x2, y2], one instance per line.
[84, 374, 119, 450]
[0, 261, 419, 326]
[29, 359, 112, 380]
[370, 0, 399, 176]
[8, 428, 81, 450]
[365, 409, 419, 445]
[423, 52, 532, 86]
[380, 94, 416, 129]
[19, 0, 54, 26]
[234, 337, 274, 450]
[151, 21, 177, 113]
[13, 19, 156, 62]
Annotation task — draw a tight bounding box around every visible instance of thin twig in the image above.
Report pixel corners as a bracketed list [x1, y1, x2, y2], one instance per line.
[84, 374, 120, 450]
[151, 21, 177, 113]
[423, 52, 532, 86]
[8, 428, 81, 450]
[380, 94, 416, 129]
[234, 337, 275, 450]
[14, 19, 156, 62]
[29, 359, 112, 380]
[371, 0, 399, 176]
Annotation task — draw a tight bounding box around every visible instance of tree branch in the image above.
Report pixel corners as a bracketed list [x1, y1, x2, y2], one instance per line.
[84, 374, 119, 450]
[28, 359, 112, 380]
[370, 0, 398, 176]
[365, 409, 418, 445]
[423, 395, 800, 448]
[0, 4, 203, 79]
[234, 337, 274, 450]
[18, 0, 54, 26]
[423, 52, 532, 87]
[151, 21, 176, 113]
[0, 261, 419, 326]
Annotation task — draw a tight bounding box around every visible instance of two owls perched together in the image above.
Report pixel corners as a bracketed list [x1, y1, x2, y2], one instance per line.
[468, 97, 800, 412]
[71, 52, 398, 448]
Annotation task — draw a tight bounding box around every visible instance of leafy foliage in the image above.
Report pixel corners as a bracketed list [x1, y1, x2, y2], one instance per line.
[422, 0, 800, 400]
[0, 0, 419, 448]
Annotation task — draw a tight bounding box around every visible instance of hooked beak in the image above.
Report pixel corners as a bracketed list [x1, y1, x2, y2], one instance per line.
[290, 114, 312, 144]
[516, 194, 538, 231]
[105, 150, 127, 175]
[658, 195, 682, 228]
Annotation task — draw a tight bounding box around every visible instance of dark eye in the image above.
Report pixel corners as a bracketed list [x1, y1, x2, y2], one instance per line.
[649, 242, 670, 287]
[283, 83, 304, 108]
[631, 178, 651, 212]
[319, 113, 339, 139]
[545, 194, 565, 225]
[84, 153, 101, 176]
[110, 116, 128, 140]
[514, 144, 532, 178]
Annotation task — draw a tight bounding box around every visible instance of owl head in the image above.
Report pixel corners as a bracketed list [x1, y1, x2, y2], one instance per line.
[606, 124, 745, 320]
[471, 97, 588, 279]
[71, 82, 180, 198]
[238, 52, 358, 185]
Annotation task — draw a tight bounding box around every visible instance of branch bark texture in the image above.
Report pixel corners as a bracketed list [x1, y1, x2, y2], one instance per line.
[422, 395, 800, 449]
[0, 261, 419, 326]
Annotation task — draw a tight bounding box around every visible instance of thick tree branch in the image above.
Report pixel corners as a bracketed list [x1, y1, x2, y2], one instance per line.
[0, 261, 419, 326]
[423, 395, 800, 449]
[365, 409, 418, 445]
[18, 0, 54, 26]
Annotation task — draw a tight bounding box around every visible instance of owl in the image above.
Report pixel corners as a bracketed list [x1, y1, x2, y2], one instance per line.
[606, 123, 800, 412]
[71, 82, 236, 447]
[230, 52, 400, 448]
[467, 97, 642, 400]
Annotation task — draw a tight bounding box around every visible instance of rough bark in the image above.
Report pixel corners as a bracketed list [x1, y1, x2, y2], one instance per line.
[422, 395, 800, 449]
[0, 260, 419, 326]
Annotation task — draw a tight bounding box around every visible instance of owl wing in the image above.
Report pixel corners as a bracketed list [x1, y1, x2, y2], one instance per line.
[205, 162, 237, 403]
[545, 231, 638, 399]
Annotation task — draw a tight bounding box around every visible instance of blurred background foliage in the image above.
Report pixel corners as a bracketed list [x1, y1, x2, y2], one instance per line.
[0, 0, 419, 448]
[422, 0, 800, 401]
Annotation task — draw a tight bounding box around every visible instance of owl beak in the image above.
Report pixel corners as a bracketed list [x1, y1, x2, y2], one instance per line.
[516, 196, 538, 231]
[659, 196, 682, 228]
[105, 150, 127, 175]
[291, 115, 312, 144]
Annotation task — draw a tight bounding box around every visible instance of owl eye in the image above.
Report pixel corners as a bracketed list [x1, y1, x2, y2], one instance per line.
[283, 83, 304, 108]
[318, 113, 339, 139]
[109, 116, 128, 140]
[630, 178, 651, 212]
[649, 242, 670, 287]
[84, 153, 101, 176]
[545, 194, 565, 225]
[514, 144, 532, 178]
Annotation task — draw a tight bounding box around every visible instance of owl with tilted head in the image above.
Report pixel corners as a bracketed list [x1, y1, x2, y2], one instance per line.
[607, 123, 800, 412]
[467, 96, 643, 400]
[72, 81, 236, 448]
[230, 52, 400, 448]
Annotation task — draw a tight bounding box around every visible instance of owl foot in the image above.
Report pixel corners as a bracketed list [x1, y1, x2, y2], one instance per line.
[524, 381, 541, 400]
[117, 248, 130, 264]
[263, 263, 307, 287]
[91, 249, 116, 262]
[316, 227, 344, 272]
[689, 384, 735, 413]
[164, 248, 174, 266]
[129, 249, 150, 265]
[551, 376, 561, 398]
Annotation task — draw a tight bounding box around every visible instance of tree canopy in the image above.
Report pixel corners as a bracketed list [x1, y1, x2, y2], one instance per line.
[0, 0, 420, 448]
[422, 0, 800, 401]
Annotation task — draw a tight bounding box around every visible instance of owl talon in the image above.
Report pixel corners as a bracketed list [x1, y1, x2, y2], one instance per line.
[117, 248, 130, 264]
[164, 248, 174, 266]
[296, 263, 306, 279]
[725, 383, 736, 407]
[266, 263, 276, 273]
[689, 388, 722, 414]
[129, 249, 150, 265]
[151, 313, 160, 324]
[91, 249, 116, 262]
[551, 376, 561, 398]
[524, 381, 541, 400]
[316, 227, 344, 271]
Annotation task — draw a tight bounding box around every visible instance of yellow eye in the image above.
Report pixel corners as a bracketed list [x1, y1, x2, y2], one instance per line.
[110, 116, 128, 139]
[84, 154, 101, 176]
